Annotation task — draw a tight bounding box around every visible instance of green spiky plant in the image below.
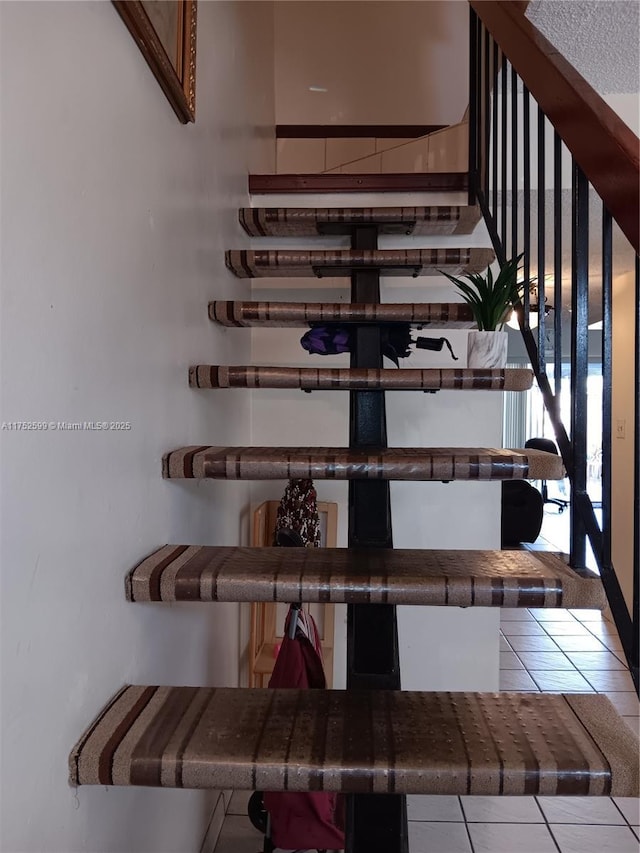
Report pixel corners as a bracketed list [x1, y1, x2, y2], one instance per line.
[439, 254, 524, 331]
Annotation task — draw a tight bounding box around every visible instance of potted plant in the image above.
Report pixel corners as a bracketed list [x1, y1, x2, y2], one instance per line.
[439, 254, 523, 368]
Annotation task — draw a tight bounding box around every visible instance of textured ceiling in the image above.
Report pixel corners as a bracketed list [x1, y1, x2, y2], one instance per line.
[527, 0, 640, 94]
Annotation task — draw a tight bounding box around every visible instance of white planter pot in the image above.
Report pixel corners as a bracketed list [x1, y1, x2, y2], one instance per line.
[467, 330, 508, 369]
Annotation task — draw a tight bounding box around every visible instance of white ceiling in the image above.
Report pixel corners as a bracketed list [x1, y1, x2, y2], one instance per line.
[527, 0, 640, 94]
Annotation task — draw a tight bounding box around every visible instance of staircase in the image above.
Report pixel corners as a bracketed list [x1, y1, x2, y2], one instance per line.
[70, 190, 639, 850]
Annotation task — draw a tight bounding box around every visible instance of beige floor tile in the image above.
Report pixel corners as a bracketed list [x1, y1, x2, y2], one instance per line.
[539, 622, 591, 637]
[615, 797, 640, 826]
[570, 608, 608, 621]
[499, 670, 539, 691]
[583, 669, 636, 691]
[407, 795, 464, 822]
[603, 691, 640, 716]
[461, 796, 543, 823]
[530, 609, 578, 622]
[467, 822, 557, 852]
[584, 621, 622, 640]
[531, 670, 595, 692]
[622, 716, 640, 737]
[507, 635, 561, 652]
[500, 650, 525, 669]
[537, 796, 626, 824]
[500, 608, 538, 621]
[601, 636, 625, 652]
[501, 622, 549, 636]
[517, 651, 576, 670]
[408, 820, 472, 853]
[566, 651, 628, 670]
[552, 634, 608, 652]
[613, 648, 631, 664]
[549, 823, 640, 853]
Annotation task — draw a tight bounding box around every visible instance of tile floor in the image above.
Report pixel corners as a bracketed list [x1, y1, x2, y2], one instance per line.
[213, 606, 639, 853]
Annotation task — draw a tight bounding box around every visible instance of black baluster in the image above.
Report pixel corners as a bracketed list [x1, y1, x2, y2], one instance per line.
[570, 163, 589, 570]
[523, 86, 531, 330]
[492, 41, 499, 223]
[553, 132, 563, 405]
[501, 54, 508, 246]
[483, 25, 491, 200]
[468, 8, 478, 205]
[537, 106, 546, 375]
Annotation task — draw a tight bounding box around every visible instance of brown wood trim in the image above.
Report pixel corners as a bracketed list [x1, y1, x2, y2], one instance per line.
[275, 124, 447, 139]
[471, 0, 639, 254]
[248, 173, 469, 194]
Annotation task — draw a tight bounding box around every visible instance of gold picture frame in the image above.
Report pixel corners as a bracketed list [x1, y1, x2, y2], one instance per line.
[113, 0, 197, 123]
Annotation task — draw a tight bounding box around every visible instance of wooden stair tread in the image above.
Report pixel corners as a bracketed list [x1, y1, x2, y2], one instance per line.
[70, 686, 639, 796]
[189, 366, 534, 392]
[210, 300, 476, 328]
[239, 205, 481, 237]
[248, 172, 469, 194]
[127, 546, 605, 609]
[225, 248, 494, 278]
[162, 446, 564, 481]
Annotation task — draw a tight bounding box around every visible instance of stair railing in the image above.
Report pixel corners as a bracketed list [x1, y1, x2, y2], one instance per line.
[468, 1, 639, 690]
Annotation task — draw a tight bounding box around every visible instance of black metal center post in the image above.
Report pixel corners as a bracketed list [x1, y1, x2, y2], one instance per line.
[345, 226, 408, 853]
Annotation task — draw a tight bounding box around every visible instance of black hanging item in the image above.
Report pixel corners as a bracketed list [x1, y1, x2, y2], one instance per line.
[415, 336, 459, 360]
[300, 322, 457, 365]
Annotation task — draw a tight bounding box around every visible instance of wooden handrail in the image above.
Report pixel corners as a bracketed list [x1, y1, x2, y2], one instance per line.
[470, 0, 639, 254]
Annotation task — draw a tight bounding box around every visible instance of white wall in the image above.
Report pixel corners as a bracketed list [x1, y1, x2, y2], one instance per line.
[274, 1, 469, 126]
[0, 2, 274, 852]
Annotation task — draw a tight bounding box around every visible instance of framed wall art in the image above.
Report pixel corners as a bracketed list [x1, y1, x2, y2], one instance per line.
[113, 0, 197, 123]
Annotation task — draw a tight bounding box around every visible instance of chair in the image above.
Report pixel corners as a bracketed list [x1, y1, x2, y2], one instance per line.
[501, 480, 544, 546]
[524, 437, 569, 512]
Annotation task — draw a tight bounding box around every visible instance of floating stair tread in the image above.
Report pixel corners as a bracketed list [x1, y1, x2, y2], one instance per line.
[239, 205, 481, 237]
[70, 687, 639, 796]
[127, 546, 605, 609]
[210, 300, 476, 328]
[190, 366, 534, 392]
[225, 248, 494, 278]
[248, 172, 469, 194]
[162, 446, 564, 481]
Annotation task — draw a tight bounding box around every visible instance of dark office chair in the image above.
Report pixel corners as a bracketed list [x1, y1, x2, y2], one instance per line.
[524, 437, 569, 512]
[501, 480, 544, 546]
